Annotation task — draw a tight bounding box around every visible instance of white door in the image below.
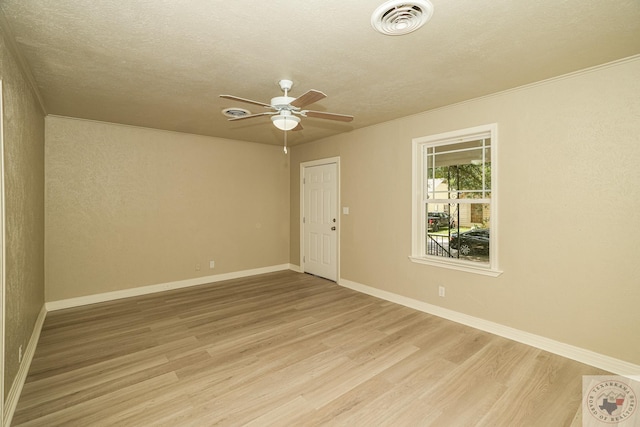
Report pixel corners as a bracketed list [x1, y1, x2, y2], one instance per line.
[303, 162, 338, 281]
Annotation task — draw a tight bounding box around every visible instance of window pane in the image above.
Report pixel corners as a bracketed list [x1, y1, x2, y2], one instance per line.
[425, 204, 453, 258]
[426, 202, 490, 265]
[424, 140, 491, 200]
[448, 163, 491, 192]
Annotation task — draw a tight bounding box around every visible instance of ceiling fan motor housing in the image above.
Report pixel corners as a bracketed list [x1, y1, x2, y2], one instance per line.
[271, 96, 297, 110]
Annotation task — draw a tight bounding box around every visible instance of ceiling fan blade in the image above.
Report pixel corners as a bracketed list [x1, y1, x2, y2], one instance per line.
[303, 110, 354, 122]
[220, 95, 272, 108]
[228, 112, 276, 121]
[289, 90, 326, 108]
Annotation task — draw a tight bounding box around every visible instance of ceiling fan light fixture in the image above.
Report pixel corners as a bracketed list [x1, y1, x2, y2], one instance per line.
[371, 0, 434, 36]
[271, 114, 300, 131]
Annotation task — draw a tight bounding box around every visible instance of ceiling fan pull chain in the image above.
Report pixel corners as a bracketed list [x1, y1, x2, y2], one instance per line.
[283, 130, 288, 154]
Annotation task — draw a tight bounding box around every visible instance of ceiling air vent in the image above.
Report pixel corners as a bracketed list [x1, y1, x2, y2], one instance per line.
[222, 107, 251, 118]
[371, 0, 434, 36]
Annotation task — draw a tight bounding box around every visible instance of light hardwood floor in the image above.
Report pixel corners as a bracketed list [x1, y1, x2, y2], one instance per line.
[13, 271, 607, 426]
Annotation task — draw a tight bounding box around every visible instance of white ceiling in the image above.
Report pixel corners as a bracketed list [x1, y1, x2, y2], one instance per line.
[1, 0, 639, 146]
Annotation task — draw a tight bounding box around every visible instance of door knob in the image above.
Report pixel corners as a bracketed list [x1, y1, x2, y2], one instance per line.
[331, 226, 336, 231]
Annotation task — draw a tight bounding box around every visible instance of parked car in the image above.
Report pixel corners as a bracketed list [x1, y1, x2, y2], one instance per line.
[449, 229, 490, 255]
[427, 212, 452, 232]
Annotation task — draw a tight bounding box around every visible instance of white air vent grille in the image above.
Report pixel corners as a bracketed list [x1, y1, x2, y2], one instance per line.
[222, 107, 251, 118]
[371, 0, 434, 35]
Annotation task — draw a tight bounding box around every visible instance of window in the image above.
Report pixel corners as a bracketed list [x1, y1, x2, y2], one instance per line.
[411, 124, 501, 276]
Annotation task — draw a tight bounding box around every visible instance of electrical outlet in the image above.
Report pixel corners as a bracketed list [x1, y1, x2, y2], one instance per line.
[438, 286, 445, 297]
[209, 260, 215, 269]
[195, 263, 201, 271]
[19, 345, 23, 363]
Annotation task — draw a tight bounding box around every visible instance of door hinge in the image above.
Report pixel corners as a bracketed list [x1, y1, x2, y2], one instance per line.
[303, 217, 306, 223]
[303, 256, 306, 263]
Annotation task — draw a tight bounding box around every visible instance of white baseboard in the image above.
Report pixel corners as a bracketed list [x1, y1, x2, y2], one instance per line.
[4, 305, 47, 427]
[46, 264, 292, 311]
[289, 264, 302, 273]
[339, 278, 640, 381]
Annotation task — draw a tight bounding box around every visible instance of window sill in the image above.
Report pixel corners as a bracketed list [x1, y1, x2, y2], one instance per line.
[408, 256, 503, 277]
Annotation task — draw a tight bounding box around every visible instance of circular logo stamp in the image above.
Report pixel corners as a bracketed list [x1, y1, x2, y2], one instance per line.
[586, 379, 637, 424]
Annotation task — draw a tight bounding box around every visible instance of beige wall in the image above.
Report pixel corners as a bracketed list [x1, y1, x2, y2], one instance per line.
[45, 117, 290, 301]
[0, 29, 46, 399]
[290, 58, 640, 365]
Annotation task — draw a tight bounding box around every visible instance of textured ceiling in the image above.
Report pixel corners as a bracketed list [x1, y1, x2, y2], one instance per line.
[1, 0, 639, 146]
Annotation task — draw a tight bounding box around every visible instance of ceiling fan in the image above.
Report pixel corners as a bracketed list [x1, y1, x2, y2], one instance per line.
[220, 80, 354, 152]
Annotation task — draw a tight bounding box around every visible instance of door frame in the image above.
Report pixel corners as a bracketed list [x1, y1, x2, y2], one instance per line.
[300, 157, 340, 281]
[0, 80, 5, 424]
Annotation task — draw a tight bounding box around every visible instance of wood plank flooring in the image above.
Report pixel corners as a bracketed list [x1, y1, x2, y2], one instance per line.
[12, 271, 607, 426]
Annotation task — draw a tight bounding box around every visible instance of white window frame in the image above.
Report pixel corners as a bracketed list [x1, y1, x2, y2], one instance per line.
[410, 123, 502, 277]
